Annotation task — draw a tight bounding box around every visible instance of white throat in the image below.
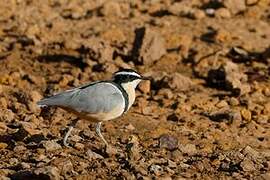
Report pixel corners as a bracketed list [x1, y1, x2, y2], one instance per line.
[120, 79, 141, 110]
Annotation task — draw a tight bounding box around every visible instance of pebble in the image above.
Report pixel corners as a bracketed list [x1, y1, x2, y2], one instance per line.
[138, 80, 151, 94]
[149, 164, 163, 176]
[179, 144, 197, 155]
[42, 141, 62, 151]
[240, 158, 256, 172]
[0, 122, 7, 133]
[0, 109, 15, 122]
[215, 8, 231, 18]
[159, 134, 178, 151]
[224, 0, 246, 15]
[34, 166, 60, 180]
[74, 143, 85, 150]
[0, 142, 8, 149]
[216, 100, 228, 108]
[229, 97, 239, 106]
[241, 109, 252, 121]
[86, 149, 104, 159]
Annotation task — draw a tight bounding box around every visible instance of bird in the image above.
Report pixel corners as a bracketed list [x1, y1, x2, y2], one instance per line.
[37, 69, 150, 147]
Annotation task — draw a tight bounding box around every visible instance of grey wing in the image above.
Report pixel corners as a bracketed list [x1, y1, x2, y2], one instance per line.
[37, 82, 124, 114]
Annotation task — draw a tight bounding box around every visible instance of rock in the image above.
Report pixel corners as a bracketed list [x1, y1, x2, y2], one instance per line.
[30, 91, 43, 103]
[34, 166, 60, 180]
[149, 164, 163, 176]
[42, 141, 62, 151]
[240, 158, 256, 172]
[158, 88, 174, 99]
[74, 143, 84, 150]
[0, 142, 8, 149]
[100, 1, 122, 18]
[13, 145, 27, 152]
[224, 0, 246, 15]
[241, 109, 252, 121]
[0, 97, 8, 109]
[159, 134, 178, 151]
[0, 109, 15, 122]
[206, 61, 250, 95]
[260, 172, 270, 180]
[229, 97, 239, 106]
[242, 146, 261, 160]
[20, 162, 31, 169]
[127, 135, 141, 161]
[86, 149, 104, 159]
[0, 122, 7, 133]
[169, 73, 194, 91]
[179, 144, 197, 155]
[125, 123, 135, 131]
[192, 9, 206, 19]
[134, 27, 166, 65]
[216, 100, 228, 108]
[138, 80, 151, 94]
[215, 8, 231, 18]
[246, 0, 259, 6]
[20, 121, 41, 135]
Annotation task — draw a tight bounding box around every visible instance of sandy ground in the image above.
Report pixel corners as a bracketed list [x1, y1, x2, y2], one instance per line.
[0, 0, 270, 179]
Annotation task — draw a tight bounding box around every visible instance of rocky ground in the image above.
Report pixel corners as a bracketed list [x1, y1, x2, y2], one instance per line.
[0, 0, 270, 179]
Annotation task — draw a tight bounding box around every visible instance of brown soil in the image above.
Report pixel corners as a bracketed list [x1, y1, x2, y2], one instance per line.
[0, 0, 270, 179]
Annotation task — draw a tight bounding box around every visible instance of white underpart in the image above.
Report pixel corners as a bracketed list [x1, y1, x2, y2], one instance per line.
[114, 71, 141, 78]
[121, 79, 142, 110]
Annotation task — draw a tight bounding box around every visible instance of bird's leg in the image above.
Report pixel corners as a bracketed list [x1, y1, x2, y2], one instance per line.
[95, 122, 108, 146]
[63, 118, 79, 147]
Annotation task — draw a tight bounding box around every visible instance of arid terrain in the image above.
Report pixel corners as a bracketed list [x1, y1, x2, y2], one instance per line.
[0, 0, 270, 179]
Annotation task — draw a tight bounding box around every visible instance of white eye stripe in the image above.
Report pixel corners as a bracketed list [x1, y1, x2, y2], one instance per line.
[114, 71, 141, 78]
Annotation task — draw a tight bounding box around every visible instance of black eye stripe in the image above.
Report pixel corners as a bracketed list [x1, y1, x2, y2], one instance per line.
[113, 74, 140, 84]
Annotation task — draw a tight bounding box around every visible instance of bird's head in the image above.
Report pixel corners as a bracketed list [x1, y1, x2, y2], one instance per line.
[112, 69, 150, 89]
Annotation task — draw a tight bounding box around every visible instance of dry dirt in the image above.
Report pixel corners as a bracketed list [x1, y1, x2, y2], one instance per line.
[0, 0, 270, 179]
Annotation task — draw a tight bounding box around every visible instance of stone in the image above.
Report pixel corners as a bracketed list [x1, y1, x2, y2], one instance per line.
[149, 164, 163, 176]
[215, 8, 231, 18]
[159, 134, 178, 151]
[0, 109, 15, 122]
[179, 144, 197, 155]
[169, 73, 194, 91]
[138, 80, 151, 94]
[240, 158, 256, 172]
[86, 149, 104, 159]
[42, 141, 62, 151]
[34, 166, 60, 180]
[135, 27, 166, 65]
[241, 109, 252, 121]
[224, 0, 246, 15]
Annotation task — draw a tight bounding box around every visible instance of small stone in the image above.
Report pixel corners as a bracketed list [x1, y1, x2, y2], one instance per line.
[100, 1, 122, 17]
[224, 0, 246, 15]
[246, 0, 259, 5]
[149, 164, 163, 176]
[127, 135, 141, 161]
[20, 162, 31, 169]
[159, 134, 178, 151]
[229, 97, 239, 106]
[158, 89, 174, 99]
[167, 160, 177, 168]
[240, 158, 256, 172]
[215, 8, 231, 18]
[13, 145, 27, 152]
[138, 80, 151, 94]
[0, 142, 8, 149]
[242, 146, 260, 160]
[86, 149, 104, 159]
[42, 141, 62, 151]
[241, 109, 252, 121]
[179, 144, 197, 155]
[0, 122, 7, 133]
[193, 9, 205, 19]
[0, 97, 8, 109]
[30, 91, 43, 103]
[169, 73, 194, 91]
[74, 143, 84, 150]
[216, 100, 228, 108]
[34, 166, 60, 180]
[20, 121, 41, 135]
[0, 109, 15, 122]
[263, 87, 270, 97]
[125, 123, 135, 131]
